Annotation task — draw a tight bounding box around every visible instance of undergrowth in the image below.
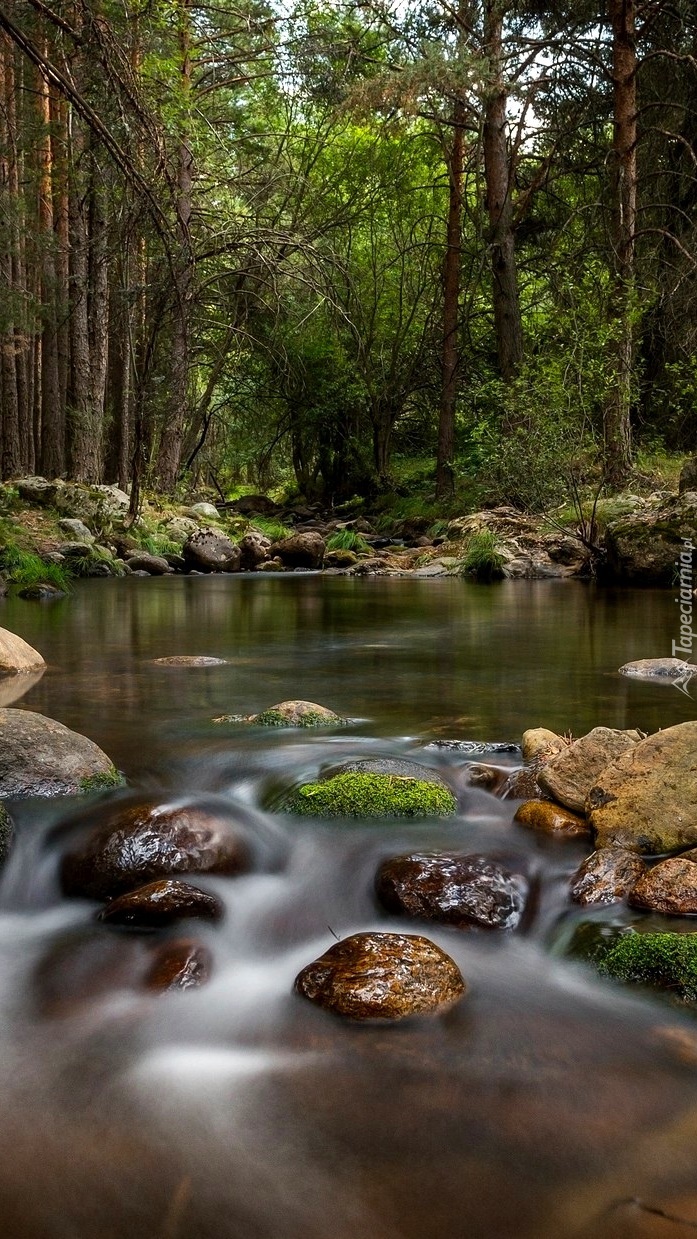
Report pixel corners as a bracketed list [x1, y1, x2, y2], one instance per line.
[326, 529, 370, 553]
[459, 529, 506, 582]
[0, 542, 70, 591]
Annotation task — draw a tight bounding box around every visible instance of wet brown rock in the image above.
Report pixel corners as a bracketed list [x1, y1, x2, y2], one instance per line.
[145, 939, 212, 992]
[514, 799, 590, 838]
[97, 879, 224, 927]
[183, 529, 241, 573]
[570, 847, 647, 905]
[467, 763, 508, 793]
[619, 657, 695, 680]
[61, 801, 251, 899]
[589, 721, 697, 853]
[32, 928, 152, 1017]
[538, 727, 638, 813]
[629, 857, 697, 915]
[294, 931, 466, 1021]
[501, 764, 546, 800]
[375, 852, 530, 930]
[268, 531, 325, 569]
[521, 727, 566, 763]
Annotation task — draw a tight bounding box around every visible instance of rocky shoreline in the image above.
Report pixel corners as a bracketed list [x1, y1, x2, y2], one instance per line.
[0, 475, 695, 589]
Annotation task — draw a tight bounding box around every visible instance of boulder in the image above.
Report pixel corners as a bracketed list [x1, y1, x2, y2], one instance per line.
[603, 491, 697, 585]
[0, 708, 119, 797]
[61, 800, 251, 899]
[15, 476, 60, 506]
[183, 529, 241, 573]
[230, 494, 280, 516]
[17, 583, 66, 601]
[294, 931, 466, 1020]
[521, 727, 566, 763]
[187, 502, 220, 522]
[619, 657, 694, 680]
[570, 847, 647, 905]
[59, 541, 94, 558]
[629, 858, 697, 915]
[597, 931, 697, 1002]
[679, 457, 697, 494]
[238, 532, 271, 570]
[588, 721, 697, 853]
[252, 700, 346, 727]
[538, 727, 638, 813]
[514, 799, 590, 838]
[164, 516, 198, 543]
[283, 769, 456, 818]
[145, 938, 212, 992]
[98, 879, 224, 927]
[269, 531, 325, 569]
[467, 763, 508, 793]
[325, 549, 359, 568]
[375, 852, 530, 930]
[58, 518, 94, 542]
[0, 627, 46, 674]
[257, 558, 284, 572]
[125, 553, 171, 576]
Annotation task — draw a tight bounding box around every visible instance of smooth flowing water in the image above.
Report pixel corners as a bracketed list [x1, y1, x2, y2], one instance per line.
[1, 576, 697, 1239]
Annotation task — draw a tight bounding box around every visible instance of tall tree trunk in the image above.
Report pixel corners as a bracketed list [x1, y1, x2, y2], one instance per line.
[436, 93, 466, 500]
[37, 57, 64, 476]
[0, 35, 21, 476]
[605, 0, 636, 488]
[155, 0, 193, 491]
[482, 1, 523, 385]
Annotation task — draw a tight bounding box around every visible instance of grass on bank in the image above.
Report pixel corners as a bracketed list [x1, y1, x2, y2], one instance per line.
[458, 529, 506, 582]
[0, 540, 71, 592]
[325, 529, 370, 553]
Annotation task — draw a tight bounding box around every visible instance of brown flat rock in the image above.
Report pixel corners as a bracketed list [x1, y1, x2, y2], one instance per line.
[514, 799, 590, 838]
[538, 727, 638, 813]
[570, 847, 647, 905]
[98, 879, 224, 927]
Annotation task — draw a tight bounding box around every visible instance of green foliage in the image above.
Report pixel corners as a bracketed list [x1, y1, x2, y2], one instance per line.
[597, 931, 697, 1003]
[0, 541, 70, 592]
[459, 529, 506, 581]
[325, 529, 370, 552]
[282, 772, 457, 818]
[250, 518, 292, 541]
[141, 532, 181, 557]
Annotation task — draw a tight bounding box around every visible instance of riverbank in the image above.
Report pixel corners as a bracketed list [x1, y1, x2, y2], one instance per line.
[0, 474, 695, 590]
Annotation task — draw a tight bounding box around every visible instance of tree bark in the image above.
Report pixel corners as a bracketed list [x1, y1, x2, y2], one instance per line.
[0, 35, 21, 476]
[37, 56, 64, 476]
[436, 94, 466, 500]
[482, 1, 523, 385]
[605, 0, 636, 488]
[155, 0, 193, 491]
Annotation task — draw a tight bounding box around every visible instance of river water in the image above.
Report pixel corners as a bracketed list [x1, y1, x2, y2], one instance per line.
[1, 576, 697, 1239]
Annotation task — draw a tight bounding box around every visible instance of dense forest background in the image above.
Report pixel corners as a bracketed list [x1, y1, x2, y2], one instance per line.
[0, 0, 695, 515]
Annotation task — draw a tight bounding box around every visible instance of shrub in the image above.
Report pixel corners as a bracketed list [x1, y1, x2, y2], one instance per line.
[459, 529, 506, 582]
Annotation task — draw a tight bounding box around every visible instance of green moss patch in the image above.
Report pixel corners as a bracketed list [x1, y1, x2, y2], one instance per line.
[597, 931, 697, 1002]
[79, 767, 126, 793]
[255, 707, 344, 728]
[283, 772, 457, 819]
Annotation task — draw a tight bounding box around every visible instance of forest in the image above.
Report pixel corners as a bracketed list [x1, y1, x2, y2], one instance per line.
[0, 0, 695, 517]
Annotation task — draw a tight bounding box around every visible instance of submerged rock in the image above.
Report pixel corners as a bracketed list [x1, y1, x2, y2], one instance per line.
[375, 852, 530, 930]
[588, 721, 697, 853]
[17, 583, 66, 601]
[0, 708, 119, 797]
[466, 763, 508, 793]
[619, 657, 695, 680]
[283, 771, 456, 818]
[570, 847, 647, 905]
[145, 938, 212, 992]
[183, 529, 241, 573]
[294, 931, 466, 1020]
[97, 879, 224, 927]
[514, 799, 590, 838]
[254, 700, 346, 727]
[629, 858, 697, 915]
[0, 627, 46, 675]
[597, 931, 697, 1002]
[61, 801, 251, 899]
[150, 655, 228, 667]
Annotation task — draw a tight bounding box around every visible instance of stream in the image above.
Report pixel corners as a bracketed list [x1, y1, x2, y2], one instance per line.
[1, 575, 697, 1239]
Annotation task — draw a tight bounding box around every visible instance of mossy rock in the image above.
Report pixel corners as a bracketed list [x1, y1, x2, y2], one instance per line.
[283, 771, 457, 819]
[254, 700, 347, 728]
[79, 767, 125, 793]
[597, 931, 697, 1002]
